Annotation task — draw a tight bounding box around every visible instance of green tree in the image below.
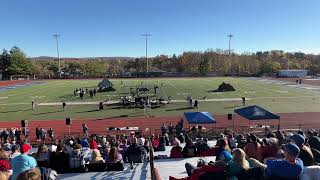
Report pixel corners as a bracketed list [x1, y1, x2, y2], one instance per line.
[7, 47, 34, 75]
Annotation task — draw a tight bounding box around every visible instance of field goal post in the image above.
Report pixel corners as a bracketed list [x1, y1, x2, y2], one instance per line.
[10, 75, 30, 81]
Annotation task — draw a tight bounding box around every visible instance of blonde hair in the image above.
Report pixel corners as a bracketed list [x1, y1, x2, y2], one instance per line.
[232, 148, 250, 170]
[17, 168, 41, 180]
[0, 171, 9, 180]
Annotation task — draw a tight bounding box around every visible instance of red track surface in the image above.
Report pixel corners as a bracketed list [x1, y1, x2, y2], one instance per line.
[0, 112, 319, 142]
[0, 80, 29, 87]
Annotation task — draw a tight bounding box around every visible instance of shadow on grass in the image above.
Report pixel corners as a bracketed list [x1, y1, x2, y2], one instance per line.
[165, 107, 193, 111]
[0, 109, 31, 113]
[224, 105, 241, 109]
[32, 110, 63, 115]
[75, 109, 100, 114]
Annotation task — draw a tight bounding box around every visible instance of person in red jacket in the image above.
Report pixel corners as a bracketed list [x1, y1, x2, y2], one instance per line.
[169, 160, 226, 180]
[90, 136, 98, 149]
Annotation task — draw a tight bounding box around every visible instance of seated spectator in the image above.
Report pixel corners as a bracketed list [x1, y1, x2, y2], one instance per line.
[72, 143, 83, 157]
[143, 140, 150, 154]
[178, 133, 185, 144]
[35, 144, 50, 167]
[197, 138, 211, 156]
[0, 149, 11, 173]
[80, 137, 89, 148]
[244, 134, 261, 159]
[227, 148, 250, 177]
[106, 147, 123, 164]
[16, 168, 41, 180]
[91, 148, 105, 164]
[89, 136, 98, 150]
[10, 144, 37, 180]
[126, 138, 146, 163]
[259, 138, 279, 162]
[228, 134, 237, 149]
[249, 143, 304, 179]
[291, 134, 315, 166]
[182, 139, 196, 158]
[170, 138, 183, 158]
[275, 130, 286, 145]
[155, 136, 166, 151]
[236, 134, 247, 149]
[9, 144, 21, 161]
[164, 134, 170, 146]
[50, 143, 69, 174]
[215, 138, 232, 163]
[306, 130, 320, 152]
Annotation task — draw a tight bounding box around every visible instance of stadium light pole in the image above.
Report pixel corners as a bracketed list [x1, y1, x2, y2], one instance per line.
[53, 34, 61, 78]
[141, 34, 152, 117]
[141, 34, 152, 76]
[227, 34, 233, 72]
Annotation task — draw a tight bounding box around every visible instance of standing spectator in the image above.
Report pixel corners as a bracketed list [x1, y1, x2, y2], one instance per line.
[9, 145, 21, 161]
[82, 124, 88, 137]
[41, 128, 47, 144]
[35, 127, 40, 142]
[48, 128, 55, 144]
[161, 123, 167, 136]
[14, 129, 21, 143]
[3, 129, 9, 142]
[10, 144, 37, 180]
[22, 127, 29, 140]
[168, 123, 174, 135]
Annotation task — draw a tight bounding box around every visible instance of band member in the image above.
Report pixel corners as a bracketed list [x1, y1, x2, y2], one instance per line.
[241, 97, 246, 106]
[193, 99, 198, 109]
[62, 102, 66, 111]
[31, 100, 35, 110]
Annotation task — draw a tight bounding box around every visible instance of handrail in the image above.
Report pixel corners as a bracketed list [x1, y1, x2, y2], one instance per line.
[149, 139, 156, 180]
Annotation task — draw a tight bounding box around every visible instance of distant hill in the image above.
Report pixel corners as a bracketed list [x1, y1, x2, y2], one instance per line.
[31, 56, 135, 62]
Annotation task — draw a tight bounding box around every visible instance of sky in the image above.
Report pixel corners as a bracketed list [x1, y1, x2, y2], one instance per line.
[0, 0, 320, 58]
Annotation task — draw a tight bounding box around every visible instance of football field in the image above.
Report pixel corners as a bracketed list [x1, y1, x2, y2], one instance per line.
[0, 77, 319, 121]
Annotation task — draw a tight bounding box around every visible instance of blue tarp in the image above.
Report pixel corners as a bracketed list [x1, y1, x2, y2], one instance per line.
[234, 105, 280, 120]
[184, 112, 216, 124]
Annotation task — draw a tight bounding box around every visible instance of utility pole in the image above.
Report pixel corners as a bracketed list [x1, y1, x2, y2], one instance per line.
[227, 34, 233, 73]
[53, 34, 61, 78]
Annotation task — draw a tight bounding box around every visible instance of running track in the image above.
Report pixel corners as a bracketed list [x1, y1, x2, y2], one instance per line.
[0, 112, 320, 142]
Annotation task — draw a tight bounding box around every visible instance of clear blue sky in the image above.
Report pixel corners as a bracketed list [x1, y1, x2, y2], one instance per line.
[0, 0, 319, 57]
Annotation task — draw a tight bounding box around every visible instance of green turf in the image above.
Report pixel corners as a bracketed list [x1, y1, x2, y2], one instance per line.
[0, 77, 319, 121]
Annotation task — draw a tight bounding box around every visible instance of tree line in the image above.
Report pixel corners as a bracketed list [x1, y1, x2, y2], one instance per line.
[1, 46, 320, 79]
